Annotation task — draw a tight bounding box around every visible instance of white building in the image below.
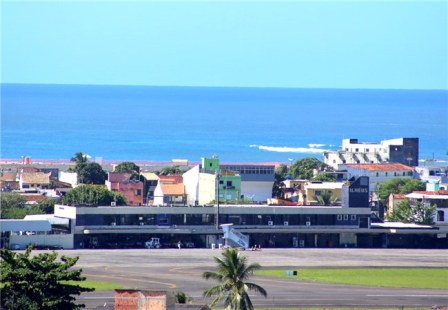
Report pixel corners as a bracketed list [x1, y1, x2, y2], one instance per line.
[324, 138, 419, 170]
[339, 163, 414, 195]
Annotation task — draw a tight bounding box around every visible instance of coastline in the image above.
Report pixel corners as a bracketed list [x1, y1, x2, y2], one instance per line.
[0, 158, 283, 171]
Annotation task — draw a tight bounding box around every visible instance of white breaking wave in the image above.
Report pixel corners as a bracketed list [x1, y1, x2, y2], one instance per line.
[308, 143, 326, 148]
[250, 145, 327, 154]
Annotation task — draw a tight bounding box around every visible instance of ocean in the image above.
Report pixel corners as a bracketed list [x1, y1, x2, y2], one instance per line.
[1, 84, 447, 164]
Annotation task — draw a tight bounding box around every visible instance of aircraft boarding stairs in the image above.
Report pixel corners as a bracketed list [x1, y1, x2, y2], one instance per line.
[220, 223, 250, 250]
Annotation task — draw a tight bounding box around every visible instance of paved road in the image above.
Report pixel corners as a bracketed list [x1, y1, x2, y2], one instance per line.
[59, 248, 448, 309]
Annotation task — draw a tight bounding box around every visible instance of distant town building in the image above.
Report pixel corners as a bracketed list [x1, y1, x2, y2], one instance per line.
[153, 175, 186, 206]
[19, 172, 51, 190]
[339, 163, 414, 195]
[106, 172, 144, 206]
[324, 137, 419, 169]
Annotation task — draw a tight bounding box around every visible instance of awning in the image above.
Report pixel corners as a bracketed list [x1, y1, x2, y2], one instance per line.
[0, 220, 52, 232]
[24, 214, 70, 226]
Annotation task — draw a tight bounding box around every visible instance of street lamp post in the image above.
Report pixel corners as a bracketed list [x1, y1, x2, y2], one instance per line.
[216, 171, 220, 230]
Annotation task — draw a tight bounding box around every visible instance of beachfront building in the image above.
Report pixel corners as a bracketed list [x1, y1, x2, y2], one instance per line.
[324, 138, 419, 170]
[339, 163, 414, 196]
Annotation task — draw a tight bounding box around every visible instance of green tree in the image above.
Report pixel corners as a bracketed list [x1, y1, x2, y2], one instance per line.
[203, 248, 267, 310]
[0, 247, 94, 310]
[311, 173, 337, 182]
[387, 200, 436, 225]
[0, 192, 26, 218]
[114, 161, 140, 174]
[38, 198, 56, 214]
[272, 164, 289, 198]
[314, 190, 340, 206]
[156, 166, 186, 176]
[78, 162, 107, 184]
[68, 152, 106, 184]
[378, 178, 425, 205]
[61, 184, 126, 206]
[68, 152, 88, 173]
[289, 158, 332, 180]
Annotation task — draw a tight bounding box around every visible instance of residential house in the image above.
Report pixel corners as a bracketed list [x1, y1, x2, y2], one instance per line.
[387, 193, 407, 217]
[183, 157, 242, 206]
[405, 189, 448, 226]
[324, 138, 419, 170]
[58, 171, 78, 188]
[302, 181, 345, 206]
[19, 172, 51, 190]
[1, 172, 19, 191]
[140, 172, 160, 205]
[106, 172, 144, 206]
[153, 175, 186, 206]
[339, 163, 414, 196]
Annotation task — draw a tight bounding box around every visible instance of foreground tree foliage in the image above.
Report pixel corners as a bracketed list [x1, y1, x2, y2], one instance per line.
[378, 178, 426, 205]
[203, 248, 267, 310]
[387, 200, 436, 225]
[0, 247, 94, 310]
[62, 184, 126, 206]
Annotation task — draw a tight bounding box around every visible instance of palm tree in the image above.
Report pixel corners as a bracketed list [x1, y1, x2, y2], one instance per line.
[202, 248, 267, 310]
[314, 190, 340, 206]
[70, 152, 88, 165]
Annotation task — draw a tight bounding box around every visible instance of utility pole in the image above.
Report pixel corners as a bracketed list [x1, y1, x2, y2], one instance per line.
[216, 170, 220, 230]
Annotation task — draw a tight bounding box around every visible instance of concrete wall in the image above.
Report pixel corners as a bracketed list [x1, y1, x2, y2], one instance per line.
[183, 165, 200, 206]
[241, 181, 274, 202]
[9, 234, 74, 249]
[198, 172, 216, 205]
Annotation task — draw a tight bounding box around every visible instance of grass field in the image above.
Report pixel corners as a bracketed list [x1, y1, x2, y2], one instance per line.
[63, 279, 124, 291]
[256, 268, 448, 289]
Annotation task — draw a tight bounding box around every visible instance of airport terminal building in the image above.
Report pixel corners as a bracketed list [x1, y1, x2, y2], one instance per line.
[3, 176, 446, 250]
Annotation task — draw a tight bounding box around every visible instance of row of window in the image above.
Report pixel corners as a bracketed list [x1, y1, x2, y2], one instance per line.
[224, 166, 275, 175]
[76, 213, 365, 227]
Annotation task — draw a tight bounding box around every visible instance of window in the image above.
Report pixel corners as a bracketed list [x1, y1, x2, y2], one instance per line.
[385, 172, 388, 176]
[366, 148, 369, 153]
[315, 190, 321, 196]
[403, 172, 406, 176]
[355, 148, 359, 152]
[376, 172, 379, 177]
[337, 214, 342, 220]
[437, 211, 445, 222]
[135, 189, 142, 196]
[343, 215, 349, 220]
[351, 215, 356, 221]
[226, 181, 232, 186]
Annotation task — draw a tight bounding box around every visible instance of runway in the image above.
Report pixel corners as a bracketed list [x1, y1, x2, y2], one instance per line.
[61, 248, 448, 309]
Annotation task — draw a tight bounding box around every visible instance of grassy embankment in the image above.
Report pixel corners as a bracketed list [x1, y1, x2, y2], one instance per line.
[256, 268, 448, 289]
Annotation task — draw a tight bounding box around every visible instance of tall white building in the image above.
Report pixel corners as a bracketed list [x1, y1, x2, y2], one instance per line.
[324, 138, 419, 170]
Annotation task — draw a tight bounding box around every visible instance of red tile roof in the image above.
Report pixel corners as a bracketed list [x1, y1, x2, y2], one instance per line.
[159, 175, 183, 184]
[108, 172, 132, 182]
[344, 163, 413, 171]
[412, 190, 448, 196]
[160, 183, 185, 195]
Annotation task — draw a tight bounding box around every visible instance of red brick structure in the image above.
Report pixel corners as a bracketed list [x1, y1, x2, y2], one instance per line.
[114, 290, 174, 310]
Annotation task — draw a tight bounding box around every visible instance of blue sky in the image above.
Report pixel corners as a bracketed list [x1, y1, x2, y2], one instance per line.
[1, 1, 447, 89]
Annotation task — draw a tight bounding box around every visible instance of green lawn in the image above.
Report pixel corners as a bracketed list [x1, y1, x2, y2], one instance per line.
[62, 279, 124, 291]
[256, 268, 448, 289]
